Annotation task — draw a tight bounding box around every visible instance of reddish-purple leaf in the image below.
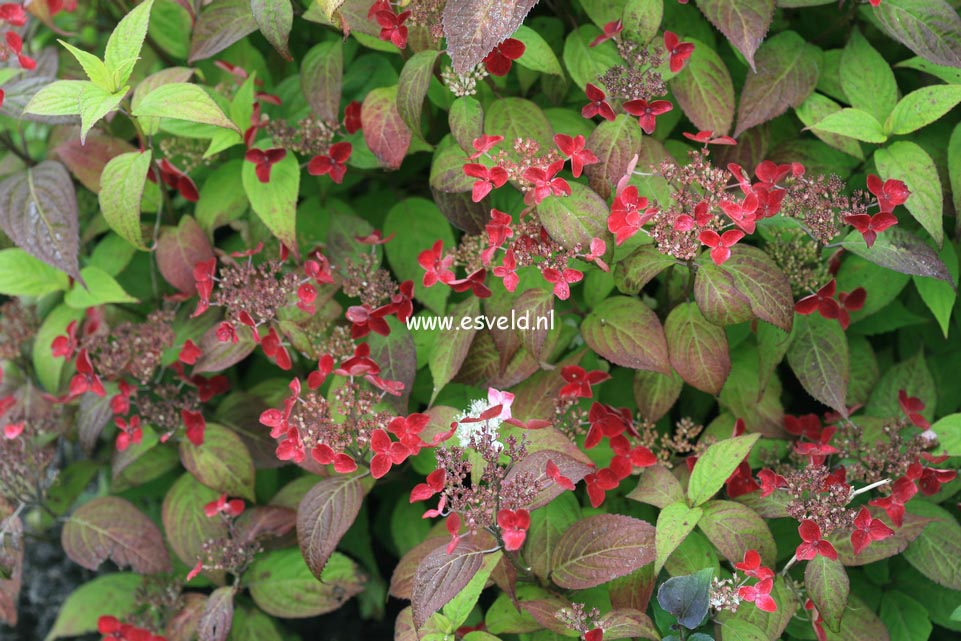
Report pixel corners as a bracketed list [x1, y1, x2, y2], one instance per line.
[301, 41, 342, 124]
[696, 0, 774, 70]
[362, 86, 412, 170]
[165, 592, 207, 641]
[0, 161, 81, 281]
[609, 565, 657, 614]
[510, 349, 585, 422]
[734, 31, 820, 137]
[250, 0, 293, 60]
[875, 0, 961, 69]
[188, 0, 258, 63]
[671, 38, 735, 135]
[411, 538, 488, 626]
[179, 423, 256, 500]
[665, 302, 731, 395]
[163, 473, 229, 579]
[77, 392, 115, 454]
[297, 474, 364, 580]
[198, 586, 234, 641]
[614, 245, 677, 295]
[632, 369, 683, 423]
[538, 182, 610, 250]
[697, 499, 776, 566]
[717, 245, 794, 331]
[584, 115, 642, 200]
[786, 313, 849, 416]
[368, 319, 416, 414]
[503, 450, 593, 510]
[398, 50, 442, 142]
[192, 321, 258, 374]
[0, 513, 23, 626]
[156, 216, 215, 295]
[390, 537, 448, 600]
[55, 135, 137, 193]
[694, 260, 755, 326]
[597, 608, 660, 641]
[805, 555, 849, 633]
[550, 514, 655, 590]
[234, 506, 296, 547]
[581, 296, 671, 374]
[442, 0, 539, 73]
[62, 496, 171, 574]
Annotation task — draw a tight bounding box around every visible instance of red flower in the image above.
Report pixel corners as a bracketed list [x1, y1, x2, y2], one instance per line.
[51, 320, 78, 359]
[522, 160, 571, 205]
[178, 339, 202, 365]
[546, 459, 575, 491]
[559, 365, 611, 398]
[418, 240, 455, 287]
[204, 493, 245, 518]
[795, 519, 837, 561]
[794, 280, 841, 320]
[629, 445, 657, 467]
[375, 9, 410, 49]
[846, 211, 898, 248]
[369, 428, 411, 478]
[4, 31, 35, 70]
[447, 268, 492, 298]
[69, 349, 106, 398]
[0, 4, 28, 26]
[758, 468, 787, 498]
[664, 31, 695, 73]
[181, 409, 206, 445]
[898, 389, 929, 429]
[718, 192, 759, 234]
[497, 509, 530, 551]
[725, 461, 761, 498]
[260, 327, 292, 370]
[582, 83, 616, 121]
[493, 249, 519, 292]
[554, 133, 598, 178]
[584, 629, 604, 641]
[866, 174, 909, 213]
[869, 476, 917, 527]
[484, 38, 525, 76]
[305, 251, 334, 284]
[346, 304, 391, 339]
[446, 512, 462, 553]
[3, 421, 23, 440]
[343, 100, 362, 133]
[590, 19, 623, 47]
[216, 321, 238, 344]
[152, 159, 199, 202]
[805, 599, 827, 641]
[836, 287, 866, 329]
[542, 266, 583, 300]
[738, 578, 776, 612]
[850, 507, 894, 555]
[468, 134, 504, 160]
[683, 130, 737, 145]
[699, 229, 744, 265]
[311, 443, 358, 472]
[114, 416, 142, 452]
[411, 468, 447, 502]
[308, 142, 352, 183]
[483, 208, 514, 262]
[244, 147, 286, 183]
[608, 186, 653, 245]
[463, 163, 509, 202]
[584, 467, 620, 507]
[623, 99, 673, 135]
[735, 549, 774, 580]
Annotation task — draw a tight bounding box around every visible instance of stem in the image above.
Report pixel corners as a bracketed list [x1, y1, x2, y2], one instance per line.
[780, 554, 798, 577]
[0, 132, 33, 165]
[851, 478, 890, 497]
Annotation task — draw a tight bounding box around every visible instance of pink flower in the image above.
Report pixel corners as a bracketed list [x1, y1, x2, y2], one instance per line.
[522, 160, 570, 205]
[369, 428, 411, 478]
[463, 163, 509, 202]
[204, 493, 245, 518]
[699, 229, 744, 265]
[493, 249, 519, 291]
[683, 130, 736, 145]
[497, 509, 530, 551]
[623, 99, 673, 135]
[608, 186, 653, 245]
[735, 549, 774, 580]
[582, 83, 616, 121]
[487, 388, 515, 419]
[418, 240, 455, 287]
[554, 133, 598, 178]
[542, 267, 583, 300]
[738, 578, 777, 612]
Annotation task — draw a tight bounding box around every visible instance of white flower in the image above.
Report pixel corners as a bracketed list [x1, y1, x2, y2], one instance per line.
[453, 387, 514, 448]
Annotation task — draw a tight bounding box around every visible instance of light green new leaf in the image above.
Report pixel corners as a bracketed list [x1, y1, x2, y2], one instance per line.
[886, 84, 961, 135]
[655, 502, 703, 574]
[23, 80, 88, 117]
[513, 25, 564, 77]
[875, 141, 944, 247]
[132, 83, 239, 132]
[99, 151, 153, 251]
[913, 240, 958, 338]
[809, 108, 887, 143]
[687, 434, 761, 506]
[104, 0, 156, 90]
[0, 248, 70, 296]
[58, 41, 112, 92]
[79, 84, 127, 143]
[840, 29, 898, 124]
[65, 266, 138, 309]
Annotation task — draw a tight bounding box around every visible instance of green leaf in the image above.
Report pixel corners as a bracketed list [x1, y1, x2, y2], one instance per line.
[163, 473, 228, 573]
[527, 492, 581, 582]
[484, 97, 554, 159]
[513, 25, 564, 77]
[79, 83, 127, 143]
[694, 0, 775, 70]
[930, 413, 961, 456]
[537, 182, 610, 250]
[449, 96, 484, 154]
[583, 114, 644, 200]
[64, 266, 138, 308]
[786, 313, 849, 416]
[246, 549, 365, 618]
[950, 123, 961, 217]
[58, 40, 112, 92]
[132, 82, 240, 132]
[32, 305, 84, 394]
[104, 0, 155, 89]
[581, 296, 670, 374]
[622, 0, 663, 44]
[875, 141, 944, 247]
[23, 80, 88, 117]
[428, 296, 479, 403]
[45, 574, 142, 641]
[241, 146, 299, 251]
[874, 0, 961, 69]
[671, 37, 735, 136]
[0, 248, 70, 296]
[698, 500, 776, 566]
[665, 302, 730, 395]
[808, 108, 887, 143]
[880, 591, 933, 641]
[179, 423, 256, 500]
[794, 93, 864, 159]
[913, 240, 958, 337]
[196, 159, 247, 233]
[633, 368, 683, 423]
[655, 502, 703, 574]
[251, 0, 293, 60]
[442, 551, 502, 628]
[62, 496, 170, 573]
[99, 151, 152, 250]
[840, 28, 898, 124]
[734, 30, 820, 136]
[840, 228, 953, 282]
[886, 85, 961, 135]
[383, 198, 454, 315]
[687, 434, 760, 506]
[805, 555, 849, 633]
[866, 348, 934, 421]
[903, 501, 961, 590]
[563, 25, 622, 93]
[301, 41, 342, 123]
[896, 56, 961, 84]
[396, 50, 442, 142]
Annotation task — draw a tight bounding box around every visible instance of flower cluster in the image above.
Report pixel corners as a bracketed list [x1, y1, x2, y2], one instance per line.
[97, 616, 166, 641]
